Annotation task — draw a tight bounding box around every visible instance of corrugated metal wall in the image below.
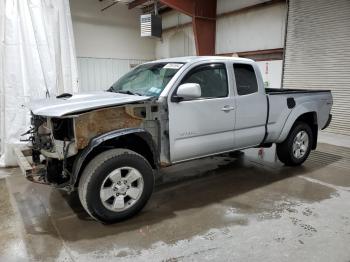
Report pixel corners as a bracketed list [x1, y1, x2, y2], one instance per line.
[283, 0, 350, 136]
[216, 2, 286, 54]
[77, 57, 149, 92]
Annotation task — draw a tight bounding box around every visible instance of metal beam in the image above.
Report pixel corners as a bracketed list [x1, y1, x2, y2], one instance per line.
[158, 5, 173, 14]
[158, 0, 194, 16]
[128, 0, 149, 9]
[101, 1, 118, 12]
[159, 0, 217, 55]
[163, 0, 284, 32]
[218, 48, 284, 61]
[193, 17, 216, 55]
[218, 0, 284, 18]
[141, 2, 170, 14]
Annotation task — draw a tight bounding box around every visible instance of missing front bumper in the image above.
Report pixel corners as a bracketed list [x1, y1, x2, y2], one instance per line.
[13, 146, 49, 185]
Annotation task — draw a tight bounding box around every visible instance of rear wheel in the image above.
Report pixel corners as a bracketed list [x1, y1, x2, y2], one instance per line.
[276, 122, 313, 166]
[78, 149, 154, 223]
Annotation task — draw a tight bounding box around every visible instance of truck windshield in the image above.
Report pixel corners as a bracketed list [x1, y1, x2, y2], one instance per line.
[109, 62, 184, 97]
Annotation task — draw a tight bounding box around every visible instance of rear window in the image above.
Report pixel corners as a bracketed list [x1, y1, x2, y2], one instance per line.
[233, 64, 258, 95]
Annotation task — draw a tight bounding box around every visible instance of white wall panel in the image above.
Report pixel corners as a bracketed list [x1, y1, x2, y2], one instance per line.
[155, 10, 193, 59]
[217, 0, 270, 15]
[77, 57, 149, 92]
[155, 25, 196, 59]
[161, 10, 192, 29]
[256, 60, 283, 89]
[216, 2, 286, 54]
[155, 3, 286, 59]
[70, 0, 155, 60]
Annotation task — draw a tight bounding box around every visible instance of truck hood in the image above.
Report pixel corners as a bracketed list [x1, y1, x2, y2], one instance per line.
[30, 91, 151, 117]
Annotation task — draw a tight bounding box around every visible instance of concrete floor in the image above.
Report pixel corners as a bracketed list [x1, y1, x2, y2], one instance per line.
[1, 143, 350, 262]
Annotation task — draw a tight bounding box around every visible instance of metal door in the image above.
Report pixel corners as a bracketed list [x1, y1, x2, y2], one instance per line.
[168, 63, 236, 162]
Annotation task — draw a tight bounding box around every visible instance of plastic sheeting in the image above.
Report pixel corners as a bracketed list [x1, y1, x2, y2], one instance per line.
[0, 0, 78, 166]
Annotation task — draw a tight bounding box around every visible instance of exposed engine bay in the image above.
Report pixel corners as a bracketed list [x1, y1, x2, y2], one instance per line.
[27, 114, 76, 185]
[21, 102, 164, 190]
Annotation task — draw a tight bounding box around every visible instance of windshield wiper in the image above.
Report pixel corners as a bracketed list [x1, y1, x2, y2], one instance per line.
[116, 90, 142, 96]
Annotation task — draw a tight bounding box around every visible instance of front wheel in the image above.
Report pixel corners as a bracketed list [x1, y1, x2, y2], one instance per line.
[276, 122, 313, 166]
[78, 149, 154, 223]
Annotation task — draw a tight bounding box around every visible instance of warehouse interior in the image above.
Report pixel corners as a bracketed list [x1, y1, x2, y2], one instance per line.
[0, 0, 350, 261]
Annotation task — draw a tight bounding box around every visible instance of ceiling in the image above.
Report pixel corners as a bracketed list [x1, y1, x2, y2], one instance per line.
[99, 0, 171, 13]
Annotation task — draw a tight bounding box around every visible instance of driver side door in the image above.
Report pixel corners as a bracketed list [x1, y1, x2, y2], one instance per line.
[168, 63, 236, 163]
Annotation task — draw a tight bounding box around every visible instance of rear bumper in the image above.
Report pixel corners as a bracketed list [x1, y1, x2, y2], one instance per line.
[14, 146, 49, 185]
[322, 114, 332, 130]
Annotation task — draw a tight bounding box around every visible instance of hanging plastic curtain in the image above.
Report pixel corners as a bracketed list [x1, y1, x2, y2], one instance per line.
[0, 0, 78, 166]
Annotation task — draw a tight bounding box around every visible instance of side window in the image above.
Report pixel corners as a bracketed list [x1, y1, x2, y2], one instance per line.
[181, 64, 228, 98]
[233, 64, 258, 96]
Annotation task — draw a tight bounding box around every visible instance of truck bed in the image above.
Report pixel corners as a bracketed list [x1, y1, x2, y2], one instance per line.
[265, 88, 331, 95]
[264, 87, 332, 145]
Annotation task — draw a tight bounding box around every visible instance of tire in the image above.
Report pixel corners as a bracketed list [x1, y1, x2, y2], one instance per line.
[78, 149, 154, 224]
[276, 121, 313, 166]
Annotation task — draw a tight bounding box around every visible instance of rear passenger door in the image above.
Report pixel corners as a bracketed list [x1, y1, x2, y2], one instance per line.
[233, 63, 267, 148]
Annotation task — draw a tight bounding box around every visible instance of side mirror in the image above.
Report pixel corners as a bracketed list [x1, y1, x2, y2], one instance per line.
[175, 83, 201, 101]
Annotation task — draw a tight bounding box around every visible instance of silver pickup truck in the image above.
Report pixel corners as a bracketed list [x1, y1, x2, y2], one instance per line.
[15, 56, 332, 223]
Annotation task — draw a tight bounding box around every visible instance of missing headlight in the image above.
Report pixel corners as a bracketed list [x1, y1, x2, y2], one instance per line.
[51, 118, 74, 140]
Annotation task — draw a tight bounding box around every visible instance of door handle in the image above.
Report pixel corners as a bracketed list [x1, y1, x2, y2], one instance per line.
[221, 105, 235, 112]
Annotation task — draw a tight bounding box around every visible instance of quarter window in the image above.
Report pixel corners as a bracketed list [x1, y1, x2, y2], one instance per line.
[233, 64, 258, 95]
[181, 64, 228, 98]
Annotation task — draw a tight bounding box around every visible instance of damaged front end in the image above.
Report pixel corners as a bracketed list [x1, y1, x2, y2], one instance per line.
[15, 114, 77, 187]
[14, 102, 164, 191]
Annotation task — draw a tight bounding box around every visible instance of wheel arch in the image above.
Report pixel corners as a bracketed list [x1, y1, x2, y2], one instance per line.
[71, 128, 159, 188]
[277, 105, 318, 150]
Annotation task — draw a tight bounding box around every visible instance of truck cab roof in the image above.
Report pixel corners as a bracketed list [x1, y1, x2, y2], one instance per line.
[151, 56, 254, 64]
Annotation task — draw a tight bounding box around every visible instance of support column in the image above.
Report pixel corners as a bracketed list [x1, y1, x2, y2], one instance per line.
[159, 0, 217, 55]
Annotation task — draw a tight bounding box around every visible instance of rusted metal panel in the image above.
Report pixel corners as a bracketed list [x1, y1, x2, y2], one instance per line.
[74, 106, 143, 149]
[160, 161, 171, 168]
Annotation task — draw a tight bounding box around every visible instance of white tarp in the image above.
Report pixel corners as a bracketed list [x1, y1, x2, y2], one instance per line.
[0, 0, 78, 166]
